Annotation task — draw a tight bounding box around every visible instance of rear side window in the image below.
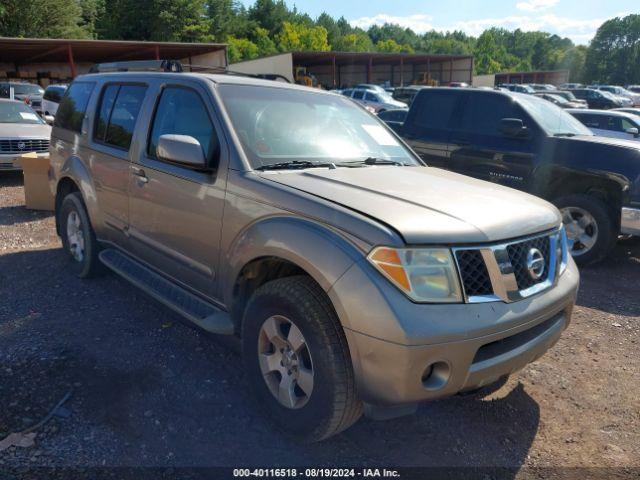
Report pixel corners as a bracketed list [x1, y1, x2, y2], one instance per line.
[54, 82, 95, 132]
[352, 90, 364, 100]
[365, 92, 378, 102]
[94, 84, 147, 150]
[412, 91, 459, 129]
[461, 93, 522, 135]
[147, 87, 218, 162]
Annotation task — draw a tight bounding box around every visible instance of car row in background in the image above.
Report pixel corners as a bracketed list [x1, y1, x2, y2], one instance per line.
[341, 86, 408, 112]
[534, 92, 586, 109]
[568, 109, 640, 141]
[0, 81, 68, 119]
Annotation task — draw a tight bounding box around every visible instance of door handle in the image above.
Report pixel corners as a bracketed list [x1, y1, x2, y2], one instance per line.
[132, 166, 148, 184]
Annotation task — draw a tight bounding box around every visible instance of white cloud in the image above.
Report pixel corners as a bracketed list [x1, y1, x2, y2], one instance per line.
[350, 14, 434, 33]
[349, 11, 630, 45]
[516, 0, 559, 12]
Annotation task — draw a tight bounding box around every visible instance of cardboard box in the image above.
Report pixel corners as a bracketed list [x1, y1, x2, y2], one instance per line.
[14, 152, 54, 211]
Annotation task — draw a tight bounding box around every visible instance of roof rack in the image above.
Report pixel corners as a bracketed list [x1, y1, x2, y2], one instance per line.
[86, 60, 291, 83]
[88, 60, 183, 73]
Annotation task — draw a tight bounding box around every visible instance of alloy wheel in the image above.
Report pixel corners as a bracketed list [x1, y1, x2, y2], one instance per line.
[257, 315, 314, 409]
[561, 206, 598, 257]
[66, 210, 85, 262]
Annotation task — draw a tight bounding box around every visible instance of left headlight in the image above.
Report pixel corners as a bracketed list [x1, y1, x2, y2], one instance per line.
[557, 225, 569, 276]
[367, 247, 463, 303]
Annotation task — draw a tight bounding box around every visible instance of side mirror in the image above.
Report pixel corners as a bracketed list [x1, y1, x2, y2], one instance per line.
[499, 118, 528, 138]
[157, 134, 207, 168]
[625, 127, 639, 137]
[44, 115, 54, 125]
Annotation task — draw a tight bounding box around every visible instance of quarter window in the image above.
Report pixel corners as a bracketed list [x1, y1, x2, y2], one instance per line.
[148, 87, 217, 162]
[94, 84, 147, 150]
[54, 82, 95, 132]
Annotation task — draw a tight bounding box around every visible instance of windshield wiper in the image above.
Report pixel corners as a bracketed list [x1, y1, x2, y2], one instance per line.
[255, 160, 336, 171]
[342, 157, 410, 166]
[553, 132, 577, 137]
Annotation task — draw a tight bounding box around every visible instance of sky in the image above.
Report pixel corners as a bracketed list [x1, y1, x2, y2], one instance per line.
[239, 0, 634, 44]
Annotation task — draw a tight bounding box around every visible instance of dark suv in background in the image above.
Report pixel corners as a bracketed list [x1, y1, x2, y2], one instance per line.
[569, 88, 623, 109]
[399, 88, 640, 265]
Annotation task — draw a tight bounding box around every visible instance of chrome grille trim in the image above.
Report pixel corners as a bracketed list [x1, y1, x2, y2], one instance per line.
[453, 228, 564, 304]
[0, 138, 49, 154]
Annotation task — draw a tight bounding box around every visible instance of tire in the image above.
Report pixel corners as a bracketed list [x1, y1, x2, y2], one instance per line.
[241, 276, 362, 442]
[554, 194, 616, 266]
[59, 192, 102, 278]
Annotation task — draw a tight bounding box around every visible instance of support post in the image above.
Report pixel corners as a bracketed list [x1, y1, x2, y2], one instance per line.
[367, 56, 372, 83]
[400, 56, 404, 86]
[332, 55, 336, 88]
[67, 44, 76, 78]
[155, 45, 160, 60]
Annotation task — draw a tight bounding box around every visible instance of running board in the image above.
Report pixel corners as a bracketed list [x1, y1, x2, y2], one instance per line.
[99, 249, 234, 335]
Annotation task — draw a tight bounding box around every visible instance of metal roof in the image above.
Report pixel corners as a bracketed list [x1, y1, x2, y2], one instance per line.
[0, 37, 227, 64]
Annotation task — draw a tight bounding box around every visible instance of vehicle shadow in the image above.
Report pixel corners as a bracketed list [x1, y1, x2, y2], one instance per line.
[0, 204, 53, 226]
[0, 248, 538, 474]
[576, 237, 640, 317]
[0, 171, 23, 187]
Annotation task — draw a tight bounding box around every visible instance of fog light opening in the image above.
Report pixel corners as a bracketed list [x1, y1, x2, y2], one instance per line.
[422, 361, 450, 390]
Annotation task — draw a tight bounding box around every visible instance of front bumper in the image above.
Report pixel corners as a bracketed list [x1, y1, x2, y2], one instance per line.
[329, 256, 579, 405]
[621, 207, 640, 236]
[0, 152, 49, 171]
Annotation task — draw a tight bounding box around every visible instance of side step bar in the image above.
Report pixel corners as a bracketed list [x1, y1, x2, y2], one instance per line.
[99, 249, 234, 335]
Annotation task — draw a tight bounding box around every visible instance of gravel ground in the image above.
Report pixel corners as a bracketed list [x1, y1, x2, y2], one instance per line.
[0, 171, 638, 478]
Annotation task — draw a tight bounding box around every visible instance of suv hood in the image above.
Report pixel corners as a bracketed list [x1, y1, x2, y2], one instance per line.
[260, 166, 560, 244]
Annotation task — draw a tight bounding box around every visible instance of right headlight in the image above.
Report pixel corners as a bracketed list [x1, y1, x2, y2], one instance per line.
[367, 247, 463, 303]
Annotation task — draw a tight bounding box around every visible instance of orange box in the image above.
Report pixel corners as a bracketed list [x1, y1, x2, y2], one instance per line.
[14, 152, 54, 211]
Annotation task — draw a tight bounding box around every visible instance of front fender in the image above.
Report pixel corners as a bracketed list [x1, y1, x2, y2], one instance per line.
[57, 155, 101, 228]
[222, 215, 364, 308]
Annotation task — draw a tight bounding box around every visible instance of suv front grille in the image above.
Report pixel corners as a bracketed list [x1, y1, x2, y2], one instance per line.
[0, 138, 49, 154]
[507, 235, 551, 290]
[453, 230, 561, 303]
[454, 249, 492, 296]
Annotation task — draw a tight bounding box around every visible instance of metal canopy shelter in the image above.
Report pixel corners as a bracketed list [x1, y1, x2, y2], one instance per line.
[0, 37, 227, 78]
[291, 51, 474, 88]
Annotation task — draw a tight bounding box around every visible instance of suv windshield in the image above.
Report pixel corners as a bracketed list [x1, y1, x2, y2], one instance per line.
[0, 101, 44, 124]
[516, 94, 592, 136]
[218, 85, 419, 169]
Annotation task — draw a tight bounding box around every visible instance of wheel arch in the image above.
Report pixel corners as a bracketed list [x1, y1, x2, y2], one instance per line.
[54, 156, 100, 235]
[222, 216, 365, 335]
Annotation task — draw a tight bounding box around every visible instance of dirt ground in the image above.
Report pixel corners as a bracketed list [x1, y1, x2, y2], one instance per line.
[0, 171, 638, 479]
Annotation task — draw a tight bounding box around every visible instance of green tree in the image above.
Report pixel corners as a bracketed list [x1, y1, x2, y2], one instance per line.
[316, 12, 341, 47]
[252, 26, 277, 56]
[0, 0, 90, 38]
[474, 31, 504, 74]
[227, 35, 259, 63]
[96, 0, 210, 42]
[275, 21, 329, 52]
[375, 38, 413, 54]
[332, 31, 374, 52]
[206, 0, 255, 41]
[585, 14, 640, 84]
[556, 45, 587, 83]
[248, 0, 290, 35]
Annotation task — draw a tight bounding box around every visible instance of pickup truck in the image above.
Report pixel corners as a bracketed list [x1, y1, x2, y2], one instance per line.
[50, 62, 579, 441]
[396, 87, 640, 265]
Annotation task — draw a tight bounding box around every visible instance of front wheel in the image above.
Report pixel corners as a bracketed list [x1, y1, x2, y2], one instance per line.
[241, 276, 362, 442]
[555, 194, 616, 266]
[59, 192, 102, 278]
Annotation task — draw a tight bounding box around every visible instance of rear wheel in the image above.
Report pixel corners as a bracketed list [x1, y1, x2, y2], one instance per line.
[555, 194, 616, 266]
[242, 276, 362, 442]
[59, 192, 102, 278]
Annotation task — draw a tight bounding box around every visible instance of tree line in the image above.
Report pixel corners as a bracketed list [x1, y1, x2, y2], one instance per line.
[0, 0, 638, 84]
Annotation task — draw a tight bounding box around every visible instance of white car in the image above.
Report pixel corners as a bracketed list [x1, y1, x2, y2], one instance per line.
[42, 84, 68, 116]
[343, 88, 407, 112]
[567, 109, 640, 142]
[0, 99, 51, 171]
